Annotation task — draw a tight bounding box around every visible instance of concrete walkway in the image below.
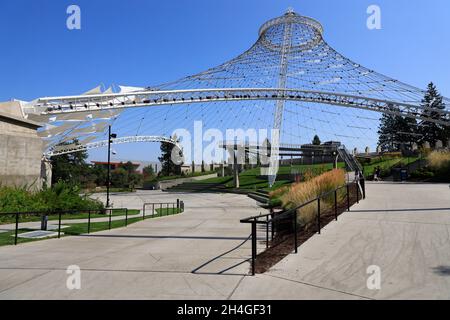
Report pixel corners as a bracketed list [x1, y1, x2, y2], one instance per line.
[0, 191, 263, 299]
[1, 184, 449, 299]
[232, 182, 450, 300]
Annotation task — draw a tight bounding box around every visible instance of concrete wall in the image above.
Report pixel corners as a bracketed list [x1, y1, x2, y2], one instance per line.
[157, 173, 218, 191]
[0, 101, 44, 189]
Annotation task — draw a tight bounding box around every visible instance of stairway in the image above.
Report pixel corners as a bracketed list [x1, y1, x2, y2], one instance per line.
[248, 189, 270, 204]
[338, 146, 363, 173]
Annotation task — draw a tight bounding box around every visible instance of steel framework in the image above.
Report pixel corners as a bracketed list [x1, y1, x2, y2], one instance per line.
[21, 10, 450, 154]
[46, 135, 180, 157]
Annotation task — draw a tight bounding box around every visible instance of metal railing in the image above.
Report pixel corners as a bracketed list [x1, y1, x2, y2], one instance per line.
[240, 178, 365, 275]
[142, 199, 184, 219]
[0, 208, 129, 246]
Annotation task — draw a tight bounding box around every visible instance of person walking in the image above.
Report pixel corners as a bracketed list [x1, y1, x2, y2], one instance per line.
[374, 166, 381, 181]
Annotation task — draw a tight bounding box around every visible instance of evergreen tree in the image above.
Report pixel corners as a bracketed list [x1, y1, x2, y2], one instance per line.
[377, 105, 418, 152]
[418, 82, 448, 148]
[158, 136, 181, 176]
[312, 135, 321, 145]
[312, 134, 322, 146]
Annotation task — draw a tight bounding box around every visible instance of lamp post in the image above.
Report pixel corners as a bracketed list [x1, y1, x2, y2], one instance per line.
[106, 125, 117, 208]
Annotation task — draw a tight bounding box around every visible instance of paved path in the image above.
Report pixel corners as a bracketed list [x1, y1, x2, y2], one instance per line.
[1, 184, 449, 299]
[233, 182, 450, 300]
[0, 192, 264, 299]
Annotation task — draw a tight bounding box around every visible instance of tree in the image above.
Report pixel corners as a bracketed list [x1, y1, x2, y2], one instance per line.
[377, 104, 417, 152]
[418, 82, 448, 148]
[158, 136, 181, 176]
[51, 140, 90, 186]
[143, 164, 155, 179]
[110, 167, 128, 188]
[312, 135, 321, 145]
[91, 164, 107, 186]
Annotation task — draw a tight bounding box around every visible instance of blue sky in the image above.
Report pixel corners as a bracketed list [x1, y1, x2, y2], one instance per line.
[1, 0, 449, 162]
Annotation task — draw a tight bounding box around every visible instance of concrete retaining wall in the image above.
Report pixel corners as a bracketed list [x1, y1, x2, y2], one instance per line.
[0, 102, 44, 190]
[157, 173, 218, 190]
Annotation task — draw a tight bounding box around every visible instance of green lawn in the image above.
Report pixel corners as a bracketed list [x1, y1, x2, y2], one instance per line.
[155, 207, 183, 215]
[0, 207, 182, 247]
[191, 163, 345, 191]
[362, 157, 419, 177]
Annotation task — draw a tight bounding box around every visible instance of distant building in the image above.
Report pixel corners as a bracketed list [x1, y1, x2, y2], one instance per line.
[0, 101, 47, 189]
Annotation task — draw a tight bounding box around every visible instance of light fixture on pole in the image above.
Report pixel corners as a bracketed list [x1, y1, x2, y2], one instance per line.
[106, 125, 117, 209]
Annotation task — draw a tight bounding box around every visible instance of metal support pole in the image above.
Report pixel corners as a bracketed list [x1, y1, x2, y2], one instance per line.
[177, 199, 180, 210]
[362, 178, 366, 199]
[125, 208, 128, 226]
[58, 211, 62, 238]
[266, 215, 269, 249]
[356, 182, 360, 204]
[14, 212, 19, 245]
[143, 204, 146, 220]
[347, 184, 350, 211]
[106, 125, 111, 209]
[152, 203, 155, 216]
[293, 213, 298, 253]
[271, 209, 274, 242]
[251, 222, 257, 276]
[88, 210, 91, 234]
[317, 198, 321, 234]
[160, 203, 162, 215]
[108, 209, 112, 230]
[334, 189, 338, 221]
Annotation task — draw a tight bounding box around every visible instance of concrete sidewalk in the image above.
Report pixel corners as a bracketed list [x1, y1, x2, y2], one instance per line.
[1, 184, 449, 299]
[232, 182, 450, 300]
[0, 192, 263, 299]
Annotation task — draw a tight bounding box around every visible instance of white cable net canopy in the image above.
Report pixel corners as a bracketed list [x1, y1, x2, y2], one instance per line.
[22, 10, 450, 156]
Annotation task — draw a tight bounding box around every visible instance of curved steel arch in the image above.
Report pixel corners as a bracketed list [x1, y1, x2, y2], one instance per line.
[46, 135, 180, 158]
[31, 87, 450, 125]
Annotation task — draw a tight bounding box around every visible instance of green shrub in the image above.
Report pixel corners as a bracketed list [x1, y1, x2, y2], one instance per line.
[0, 181, 103, 213]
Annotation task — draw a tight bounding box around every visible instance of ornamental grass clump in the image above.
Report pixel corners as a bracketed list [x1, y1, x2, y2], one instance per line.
[428, 150, 450, 170]
[281, 169, 346, 227]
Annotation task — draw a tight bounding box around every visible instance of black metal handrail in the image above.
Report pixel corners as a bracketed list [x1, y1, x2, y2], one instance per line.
[142, 199, 184, 219]
[1, 208, 129, 246]
[241, 178, 366, 275]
